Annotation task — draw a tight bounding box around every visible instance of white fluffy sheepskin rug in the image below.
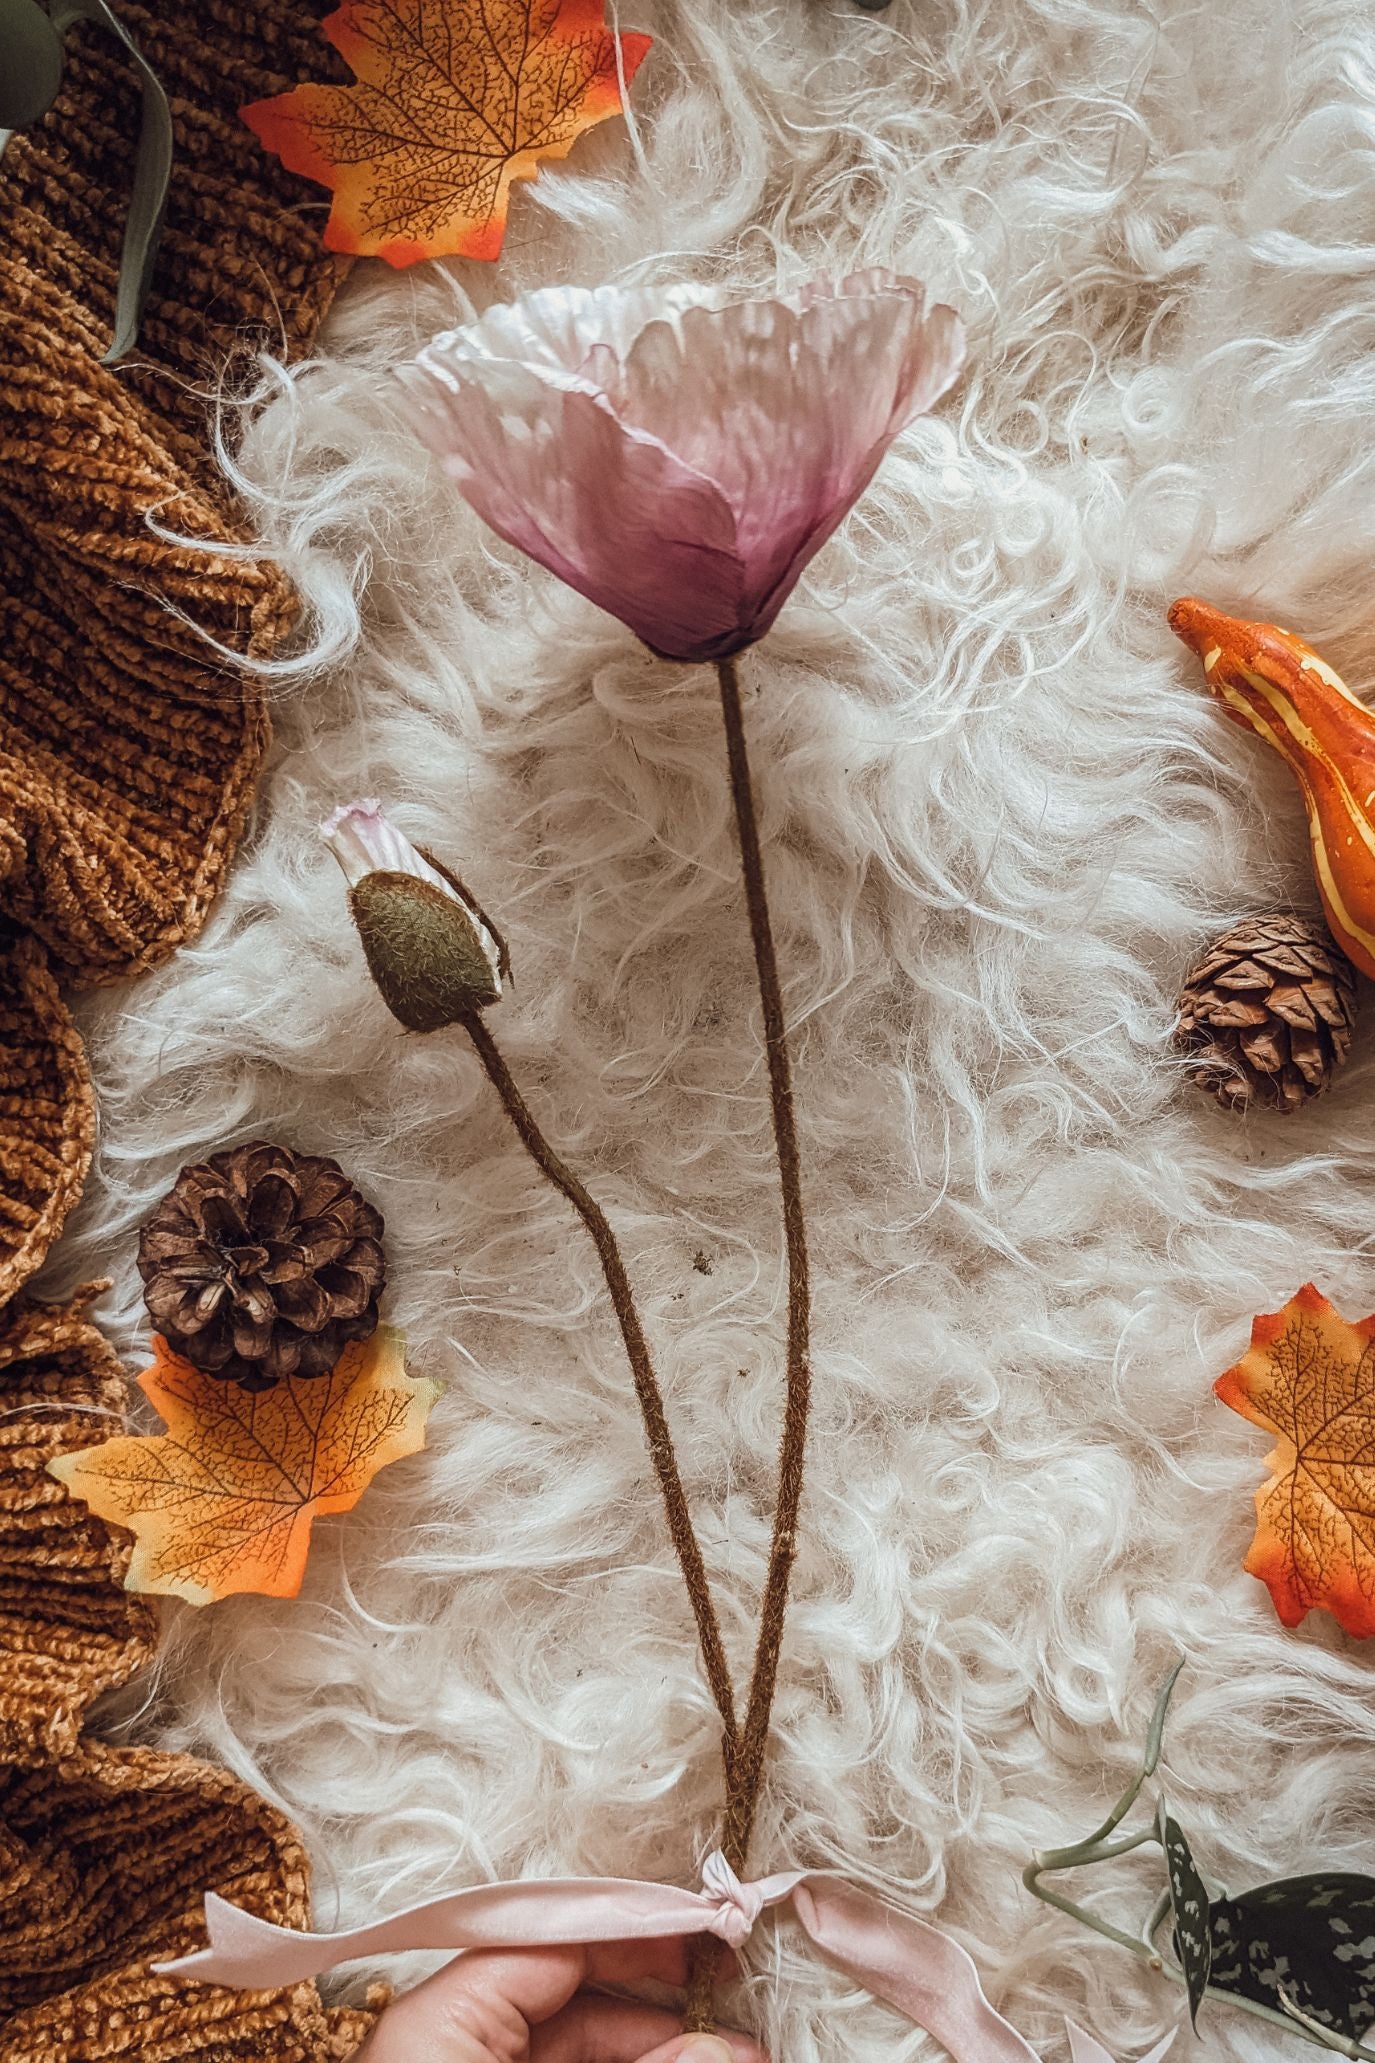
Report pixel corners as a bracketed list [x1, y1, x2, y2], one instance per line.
[46, 0, 1375, 2057]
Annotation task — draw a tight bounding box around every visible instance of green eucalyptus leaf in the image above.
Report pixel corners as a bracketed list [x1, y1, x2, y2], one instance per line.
[0, 0, 64, 131]
[49, 0, 171, 364]
[1208, 1873, 1375, 2042]
[1158, 1801, 1212, 2028]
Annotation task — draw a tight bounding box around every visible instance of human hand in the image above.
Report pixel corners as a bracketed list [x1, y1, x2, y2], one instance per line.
[354, 1938, 765, 2063]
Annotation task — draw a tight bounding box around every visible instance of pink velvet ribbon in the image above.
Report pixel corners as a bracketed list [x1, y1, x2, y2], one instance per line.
[157, 1850, 1042, 2062]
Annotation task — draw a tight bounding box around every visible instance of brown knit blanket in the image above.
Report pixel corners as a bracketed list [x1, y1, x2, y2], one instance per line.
[0, 1292, 374, 2059]
[0, 3, 375, 2054]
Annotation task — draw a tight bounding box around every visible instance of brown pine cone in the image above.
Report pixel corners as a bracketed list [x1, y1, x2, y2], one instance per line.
[1174, 911, 1359, 1113]
[137, 1142, 386, 1390]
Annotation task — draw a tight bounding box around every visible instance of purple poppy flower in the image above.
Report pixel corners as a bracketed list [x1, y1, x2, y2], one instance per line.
[393, 271, 965, 663]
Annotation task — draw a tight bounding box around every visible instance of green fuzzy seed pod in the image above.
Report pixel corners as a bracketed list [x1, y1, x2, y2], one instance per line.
[349, 870, 502, 1032]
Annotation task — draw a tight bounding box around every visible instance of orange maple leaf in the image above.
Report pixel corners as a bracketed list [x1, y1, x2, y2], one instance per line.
[1216, 1283, 1375, 1637]
[241, 0, 652, 266]
[48, 1329, 437, 1605]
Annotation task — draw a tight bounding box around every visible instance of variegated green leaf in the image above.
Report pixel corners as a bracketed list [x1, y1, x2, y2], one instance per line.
[1209, 1873, 1375, 2042]
[1159, 1799, 1211, 2027]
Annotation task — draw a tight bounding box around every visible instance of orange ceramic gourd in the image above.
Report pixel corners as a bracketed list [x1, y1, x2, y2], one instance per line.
[1170, 596, 1375, 979]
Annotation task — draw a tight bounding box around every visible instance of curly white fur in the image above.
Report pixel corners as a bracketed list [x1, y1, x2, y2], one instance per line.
[46, 0, 1375, 2056]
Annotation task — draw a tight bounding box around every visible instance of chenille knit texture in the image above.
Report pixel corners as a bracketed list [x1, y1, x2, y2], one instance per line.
[0, 3, 374, 2055]
[0, 1291, 373, 2061]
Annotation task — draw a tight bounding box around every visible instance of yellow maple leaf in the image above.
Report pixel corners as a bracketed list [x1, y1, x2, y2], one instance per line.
[1215, 1283, 1375, 1637]
[241, 0, 652, 266]
[49, 1329, 437, 1605]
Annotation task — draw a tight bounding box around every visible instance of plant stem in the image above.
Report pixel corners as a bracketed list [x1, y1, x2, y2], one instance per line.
[1037, 1662, 1184, 1872]
[459, 1009, 739, 1759]
[712, 656, 812, 1870]
[1022, 1860, 1163, 1963]
[1278, 1988, 1373, 2060]
[683, 660, 815, 2032]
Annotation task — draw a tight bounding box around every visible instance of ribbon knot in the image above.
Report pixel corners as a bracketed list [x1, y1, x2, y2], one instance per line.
[155, 1855, 1052, 2063]
[699, 1850, 765, 1946]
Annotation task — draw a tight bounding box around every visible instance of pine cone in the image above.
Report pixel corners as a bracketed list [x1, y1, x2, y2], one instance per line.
[1174, 912, 1359, 1113]
[137, 1142, 386, 1390]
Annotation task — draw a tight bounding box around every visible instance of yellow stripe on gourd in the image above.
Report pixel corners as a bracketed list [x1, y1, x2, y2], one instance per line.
[1170, 595, 1375, 977]
[1300, 650, 1370, 711]
[1308, 832, 1375, 966]
[1236, 667, 1375, 870]
[1215, 676, 1375, 964]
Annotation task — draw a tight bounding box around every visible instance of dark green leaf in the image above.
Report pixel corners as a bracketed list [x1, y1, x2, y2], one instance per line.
[49, 0, 171, 364]
[0, 0, 64, 130]
[1159, 1801, 1212, 2027]
[1208, 1873, 1375, 2040]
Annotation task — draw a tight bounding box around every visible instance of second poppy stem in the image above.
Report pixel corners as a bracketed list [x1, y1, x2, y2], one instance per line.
[458, 1008, 739, 1760]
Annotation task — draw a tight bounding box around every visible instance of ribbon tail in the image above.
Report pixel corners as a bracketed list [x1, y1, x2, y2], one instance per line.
[154, 1891, 454, 1991]
[1067, 2019, 1177, 2063]
[1139, 2036, 1177, 2063]
[1066, 2024, 1114, 2063]
[791, 1876, 1042, 2063]
[156, 1874, 724, 1990]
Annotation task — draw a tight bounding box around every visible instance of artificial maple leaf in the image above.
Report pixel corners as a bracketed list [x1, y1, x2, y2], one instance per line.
[1215, 1283, 1375, 1637]
[48, 1329, 437, 1605]
[241, 0, 652, 266]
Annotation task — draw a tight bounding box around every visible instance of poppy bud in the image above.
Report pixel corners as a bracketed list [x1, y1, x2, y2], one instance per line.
[321, 801, 508, 1031]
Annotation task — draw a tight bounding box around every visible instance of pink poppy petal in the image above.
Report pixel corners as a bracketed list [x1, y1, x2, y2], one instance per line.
[399, 272, 965, 661]
[421, 282, 723, 381]
[745, 299, 966, 636]
[607, 273, 965, 625]
[598, 270, 959, 495]
[398, 360, 747, 660]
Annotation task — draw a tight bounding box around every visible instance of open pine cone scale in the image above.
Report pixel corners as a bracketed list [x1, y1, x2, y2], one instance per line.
[138, 1142, 386, 1390]
[1175, 912, 1359, 1112]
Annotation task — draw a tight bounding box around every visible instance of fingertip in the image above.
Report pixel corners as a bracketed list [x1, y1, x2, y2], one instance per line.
[679, 2040, 739, 2063]
[640, 2029, 767, 2063]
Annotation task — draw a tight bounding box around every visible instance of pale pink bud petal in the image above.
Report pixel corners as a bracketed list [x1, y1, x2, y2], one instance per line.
[394, 272, 965, 664]
[319, 801, 474, 904]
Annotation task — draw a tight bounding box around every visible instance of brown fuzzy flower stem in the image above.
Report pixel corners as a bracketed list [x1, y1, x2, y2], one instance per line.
[684, 658, 814, 2030]
[458, 1008, 740, 1758]
[714, 657, 811, 1860]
